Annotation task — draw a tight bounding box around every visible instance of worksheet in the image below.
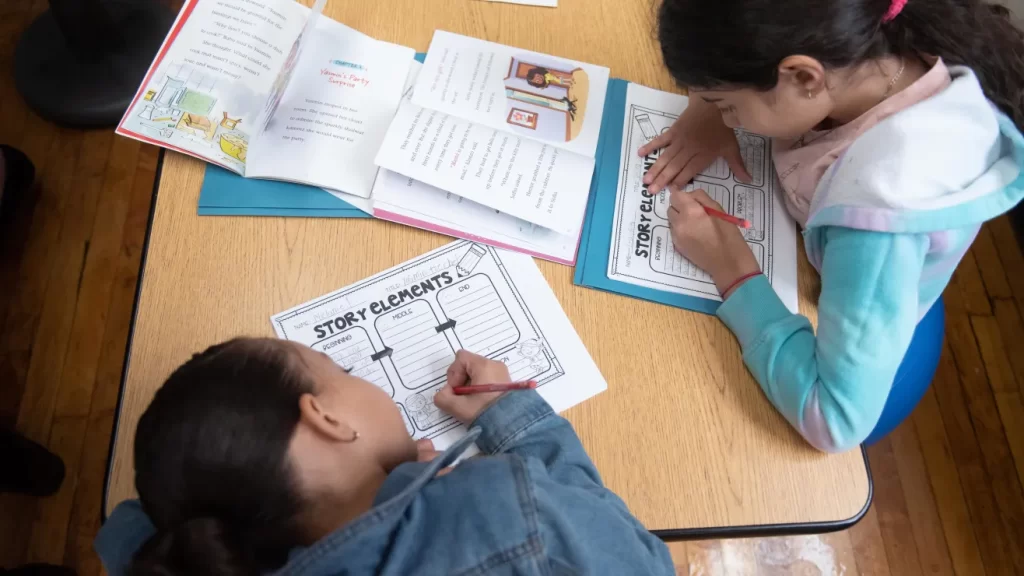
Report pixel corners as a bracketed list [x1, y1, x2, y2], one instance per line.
[607, 84, 799, 312]
[271, 241, 607, 449]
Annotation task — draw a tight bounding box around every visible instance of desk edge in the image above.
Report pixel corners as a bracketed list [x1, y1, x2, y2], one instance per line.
[99, 150, 875, 539]
[652, 446, 873, 540]
[102, 148, 165, 523]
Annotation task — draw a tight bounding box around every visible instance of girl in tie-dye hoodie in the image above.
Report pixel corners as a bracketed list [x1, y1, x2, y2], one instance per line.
[640, 0, 1024, 452]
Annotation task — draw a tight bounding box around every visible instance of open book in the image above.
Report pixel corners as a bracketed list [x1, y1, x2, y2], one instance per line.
[116, 0, 413, 199]
[374, 31, 610, 240]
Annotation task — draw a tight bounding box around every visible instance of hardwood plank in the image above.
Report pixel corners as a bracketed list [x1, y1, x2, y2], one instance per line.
[0, 130, 110, 425]
[0, 129, 84, 426]
[63, 411, 114, 576]
[0, 495, 34, 567]
[990, 216, 1024, 316]
[943, 263, 968, 316]
[53, 136, 141, 417]
[992, 392, 1024, 499]
[972, 225, 1013, 300]
[950, 250, 992, 316]
[847, 506, 892, 576]
[867, 437, 924, 575]
[945, 313, 1024, 572]
[930, 343, 1012, 572]
[64, 145, 158, 576]
[888, 420, 955, 575]
[912, 387, 987, 576]
[90, 144, 158, 416]
[993, 299, 1024, 392]
[970, 315, 1017, 393]
[24, 415, 88, 565]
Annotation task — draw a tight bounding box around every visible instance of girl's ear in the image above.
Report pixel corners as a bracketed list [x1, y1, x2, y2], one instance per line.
[298, 393, 358, 443]
[777, 55, 828, 96]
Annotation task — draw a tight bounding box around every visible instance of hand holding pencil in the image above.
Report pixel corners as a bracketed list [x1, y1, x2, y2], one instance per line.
[434, 350, 518, 425]
[666, 188, 762, 298]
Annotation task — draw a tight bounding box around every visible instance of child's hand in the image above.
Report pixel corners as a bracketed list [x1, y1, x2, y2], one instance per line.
[416, 438, 452, 477]
[637, 98, 751, 195]
[668, 188, 761, 297]
[434, 350, 511, 425]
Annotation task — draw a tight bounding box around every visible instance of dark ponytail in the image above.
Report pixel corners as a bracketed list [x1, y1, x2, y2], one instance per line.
[657, 0, 1024, 127]
[130, 338, 315, 575]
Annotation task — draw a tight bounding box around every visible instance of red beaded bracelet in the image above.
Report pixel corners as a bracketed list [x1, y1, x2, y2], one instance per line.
[720, 271, 762, 298]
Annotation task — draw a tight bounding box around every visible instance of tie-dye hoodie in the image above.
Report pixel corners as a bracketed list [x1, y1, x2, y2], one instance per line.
[716, 64, 1024, 452]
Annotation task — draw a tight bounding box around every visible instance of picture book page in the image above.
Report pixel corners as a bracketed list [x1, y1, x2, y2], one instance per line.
[412, 31, 609, 157]
[372, 169, 580, 265]
[118, 0, 311, 173]
[607, 84, 799, 312]
[374, 100, 595, 235]
[246, 17, 414, 197]
[270, 241, 606, 449]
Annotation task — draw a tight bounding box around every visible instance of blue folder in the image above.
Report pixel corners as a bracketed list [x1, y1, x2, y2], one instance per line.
[572, 79, 720, 315]
[198, 165, 372, 218]
[196, 53, 428, 218]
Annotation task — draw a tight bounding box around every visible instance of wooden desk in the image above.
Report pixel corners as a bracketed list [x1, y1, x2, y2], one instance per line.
[104, 0, 870, 536]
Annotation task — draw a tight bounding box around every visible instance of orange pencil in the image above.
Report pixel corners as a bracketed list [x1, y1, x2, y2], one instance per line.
[704, 207, 751, 229]
[452, 380, 538, 395]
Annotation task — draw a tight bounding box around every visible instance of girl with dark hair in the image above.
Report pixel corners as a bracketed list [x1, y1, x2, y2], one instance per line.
[641, 0, 1024, 452]
[94, 338, 673, 576]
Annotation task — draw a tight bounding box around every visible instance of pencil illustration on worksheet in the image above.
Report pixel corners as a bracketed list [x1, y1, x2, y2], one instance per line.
[607, 84, 799, 312]
[271, 240, 606, 448]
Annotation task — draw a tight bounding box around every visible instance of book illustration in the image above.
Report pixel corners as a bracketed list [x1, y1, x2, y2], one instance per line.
[503, 55, 589, 142]
[120, 60, 252, 170]
[270, 240, 605, 448]
[606, 84, 798, 312]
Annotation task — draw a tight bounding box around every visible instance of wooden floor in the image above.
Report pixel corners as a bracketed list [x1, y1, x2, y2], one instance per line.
[2, 4, 1024, 575]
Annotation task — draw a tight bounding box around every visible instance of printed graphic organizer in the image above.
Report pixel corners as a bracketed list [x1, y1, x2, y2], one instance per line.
[270, 240, 605, 449]
[573, 80, 799, 315]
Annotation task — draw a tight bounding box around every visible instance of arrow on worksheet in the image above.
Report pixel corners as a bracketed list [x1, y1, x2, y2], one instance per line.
[370, 347, 393, 362]
[435, 319, 457, 333]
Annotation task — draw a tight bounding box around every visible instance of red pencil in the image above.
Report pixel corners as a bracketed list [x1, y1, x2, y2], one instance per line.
[704, 207, 752, 229]
[452, 380, 538, 395]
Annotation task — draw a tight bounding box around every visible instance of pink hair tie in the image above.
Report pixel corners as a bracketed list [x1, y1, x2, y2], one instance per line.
[882, 0, 908, 22]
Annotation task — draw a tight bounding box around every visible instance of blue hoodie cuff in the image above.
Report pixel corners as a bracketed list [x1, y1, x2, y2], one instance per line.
[471, 389, 553, 454]
[716, 274, 793, 350]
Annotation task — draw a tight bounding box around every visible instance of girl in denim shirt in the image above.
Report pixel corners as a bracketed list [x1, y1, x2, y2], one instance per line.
[96, 338, 673, 575]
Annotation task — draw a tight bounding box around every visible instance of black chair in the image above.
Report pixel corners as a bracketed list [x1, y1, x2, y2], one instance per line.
[14, 0, 175, 128]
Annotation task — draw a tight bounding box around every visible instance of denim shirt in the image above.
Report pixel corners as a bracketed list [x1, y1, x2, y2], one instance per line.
[96, 390, 674, 575]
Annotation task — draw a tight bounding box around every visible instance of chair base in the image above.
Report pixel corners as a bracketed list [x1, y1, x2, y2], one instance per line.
[14, 4, 174, 128]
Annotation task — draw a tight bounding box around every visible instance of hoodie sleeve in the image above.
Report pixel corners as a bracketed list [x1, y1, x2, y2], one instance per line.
[95, 500, 156, 576]
[716, 227, 930, 452]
